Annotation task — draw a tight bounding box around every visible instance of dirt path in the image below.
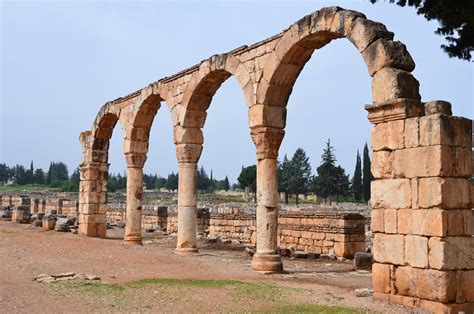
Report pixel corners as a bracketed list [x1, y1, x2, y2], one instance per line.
[0, 221, 426, 313]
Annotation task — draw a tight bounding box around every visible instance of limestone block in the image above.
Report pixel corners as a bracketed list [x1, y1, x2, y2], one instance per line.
[419, 115, 471, 148]
[373, 233, 404, 265]
[248, 105, 286, 129]
[371, 151, 393, 179]
[418, 177, 471, 209]
[457, 270, 474, 302]
[371, 179, 411, 209]
[362, 39, 415, 76]
[424, 100, 452, 116]
[173, 126, 203, 145]
[404, 235, 428, 268]
[398, 209, 447, 237]
[384, 208, 397, 234]
[371, 68, 420, 104]
[404, 118, 419, 148]
[446, 210, 466, 236]
[329, 9, 365, 37]
[334, 241, 365, 258]
[453, 146, 472, 178]
[123, 139, 149, 154]
[393, 146, 452, 178]
[428, 237, 474, 270]
[371, 120, 404, 151]
[372, 263, 391, 293]
[347, 18, 394, 52]
[181, 110, 207, 128]
[395, 267, 456, 303]
[464, 209, 474, 236]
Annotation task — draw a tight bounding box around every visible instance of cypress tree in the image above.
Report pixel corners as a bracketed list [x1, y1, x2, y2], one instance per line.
[353, 150, 362, 201]
[362, 143, 373, 202]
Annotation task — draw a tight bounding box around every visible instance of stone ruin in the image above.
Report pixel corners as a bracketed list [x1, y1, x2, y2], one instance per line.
[50, 6, 473, 312]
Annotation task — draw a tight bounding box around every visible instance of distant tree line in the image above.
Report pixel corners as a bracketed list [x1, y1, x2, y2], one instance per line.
[0, 161, 80, 192]
[235, 139, 374, 205]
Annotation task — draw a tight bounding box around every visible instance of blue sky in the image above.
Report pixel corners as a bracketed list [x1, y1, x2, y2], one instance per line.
[1, 0, 472, 183]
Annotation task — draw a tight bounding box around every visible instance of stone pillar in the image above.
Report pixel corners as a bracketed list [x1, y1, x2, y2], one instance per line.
[78, 162, 108, 238]
[175, 143, 202, 254]
[367, 100, 474, 313]
[250, 127, 285, 273]
[124, 166, 144, 245]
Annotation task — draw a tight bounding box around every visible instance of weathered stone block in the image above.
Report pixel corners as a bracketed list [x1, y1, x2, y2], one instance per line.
[371, 120, 404, 151]
[371, 179, 411, 209]
[362, 39, 415, 76]
[371, 151, 393, 178]
[372, 263, 391, 293]
[403, 117, 419, 148]
[373, 233, 404, 265]
[419, 115, 471, 148]
[457, 270, 474, 302]
[418, 177, 471, 209]
[371, 209, 384, 233]
[393, 146, 452, 178]
[248, 105, 286, 129]
[173, 126, 203, 145]
[404, 235, 428, 268]
[395, 267, 456, 303]
[371, 68, 420, 103]
[384, 208, 397, 233]
[424, 100, 452, 116]
[428, 236, 474, 270]
[347, 18, 394, 52]
[354, 252, 373, 271]
[398, 209, 447, 237]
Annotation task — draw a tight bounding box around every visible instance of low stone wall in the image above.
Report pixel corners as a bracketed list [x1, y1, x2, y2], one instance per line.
[62, 200, 79, 217]
[209, 209, 366, 258]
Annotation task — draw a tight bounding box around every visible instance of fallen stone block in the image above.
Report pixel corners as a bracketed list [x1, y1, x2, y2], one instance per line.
[292, 251, 308, 259]
[354, 252, 374, 271]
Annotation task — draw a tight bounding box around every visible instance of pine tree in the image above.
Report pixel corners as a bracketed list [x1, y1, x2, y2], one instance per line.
[287, 148, 312, 205]
[352, 150, 362, 202]
[223, 176, 230, 191]
[362, 143, 373, 202]
[314, 139, 337, 204]
[278, 155, 292, 204]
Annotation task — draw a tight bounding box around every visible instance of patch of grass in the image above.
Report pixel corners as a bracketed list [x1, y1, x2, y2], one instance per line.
[132, 278, 245, 288]
[51, 280, 125, 294]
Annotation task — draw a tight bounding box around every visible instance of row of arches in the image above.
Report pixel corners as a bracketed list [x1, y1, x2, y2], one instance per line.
[79, 6, 473, 311]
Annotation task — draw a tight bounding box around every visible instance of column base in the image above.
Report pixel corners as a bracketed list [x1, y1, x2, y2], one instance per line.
[78, 223, 107, 238]
[175, 247, 199, 255]
[123, 235, 142, 245]
[251, 253, 283, 273]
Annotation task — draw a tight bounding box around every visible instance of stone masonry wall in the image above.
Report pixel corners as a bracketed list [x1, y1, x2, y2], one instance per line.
[209, 207, 366, 258]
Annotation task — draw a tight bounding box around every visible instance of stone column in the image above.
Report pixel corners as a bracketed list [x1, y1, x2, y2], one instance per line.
[175, 143, 202, 254]
[367, 100, 474, 313]
[124, 153, 146, 245]
[250, 127, 285, 273]
[78, 162, 108, 238]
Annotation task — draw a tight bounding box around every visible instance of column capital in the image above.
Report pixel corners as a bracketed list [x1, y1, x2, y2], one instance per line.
[176, 143, 202, 164]
[125, 153, 147, 168]
[251, 127, 285, 160]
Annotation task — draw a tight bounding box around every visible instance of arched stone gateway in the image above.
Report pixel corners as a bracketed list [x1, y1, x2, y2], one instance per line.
[79, 7, 473, 312]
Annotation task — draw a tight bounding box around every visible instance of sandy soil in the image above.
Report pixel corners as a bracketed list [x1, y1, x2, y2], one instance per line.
[0, 221, 427, 313]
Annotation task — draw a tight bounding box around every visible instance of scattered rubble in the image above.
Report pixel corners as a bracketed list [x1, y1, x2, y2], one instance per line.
[34, 272, 100, 283]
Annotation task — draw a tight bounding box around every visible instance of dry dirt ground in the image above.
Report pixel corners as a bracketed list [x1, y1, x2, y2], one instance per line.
[0, 221, 427, 313]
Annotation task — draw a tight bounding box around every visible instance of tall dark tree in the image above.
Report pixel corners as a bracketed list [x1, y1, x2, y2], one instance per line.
[14, 165, 27, 185]
[223, 176, 230, 191]
[278, 155, 292, 204]
[362, 143, 373, 202]
[70, 167, 80, 186]
[334, 165, 351, 204]
[0, 163, 10, 184]
[287, 148, 312, 205]
[197, 166, 210, 191]
[238, 165, 257, 200]
[370, 0, 473, 61]
[352, 150, 363, 202]
[166, 172, 179, 192]
[314, 139, 337, 204]
[33, 168, 45, 185]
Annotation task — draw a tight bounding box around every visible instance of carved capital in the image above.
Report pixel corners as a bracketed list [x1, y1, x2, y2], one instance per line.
[251, 127, 285, 160]
[176, 143, 203, 164]
[125, 153, 147, 168]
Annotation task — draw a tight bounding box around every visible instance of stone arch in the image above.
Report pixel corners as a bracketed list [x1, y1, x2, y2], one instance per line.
[179, 54, 253, 130]
[254, 6, 421, 130]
